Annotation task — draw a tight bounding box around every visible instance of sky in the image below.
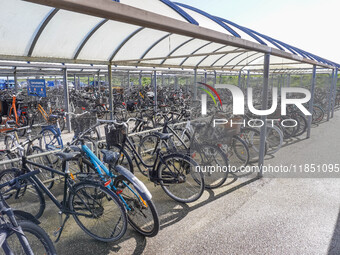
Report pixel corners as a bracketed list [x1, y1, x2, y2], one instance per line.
[176, 0, 340, 64]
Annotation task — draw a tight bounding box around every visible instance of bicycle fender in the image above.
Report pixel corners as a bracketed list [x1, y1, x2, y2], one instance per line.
[115, 165, 152, 201]
[13, 210, 40, 225]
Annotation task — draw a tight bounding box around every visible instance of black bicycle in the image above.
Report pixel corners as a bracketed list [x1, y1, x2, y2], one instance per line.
[106, 119, 205, 203]
[0, 170, 56, 254]
[0, 153, 128, 243]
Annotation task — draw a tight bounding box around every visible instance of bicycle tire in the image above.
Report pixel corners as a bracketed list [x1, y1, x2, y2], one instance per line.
[0, 169, 45, 219]
[220, 135, 250, 178]
[191, 143, 228, 189]
[114, 175, 160, 237]
[239, 127, 267, 164]
[106, 144, 134, 174]
[69, 181, 128, 242]
[157, 153, 204, 203]
[6, 220, 56, 255]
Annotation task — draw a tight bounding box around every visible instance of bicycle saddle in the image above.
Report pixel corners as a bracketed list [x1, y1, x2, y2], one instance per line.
[101, 149, 119, 165]
[152, 132, 173, 140]
[55, 152, 79, 161]
[48, 115, 59, 121]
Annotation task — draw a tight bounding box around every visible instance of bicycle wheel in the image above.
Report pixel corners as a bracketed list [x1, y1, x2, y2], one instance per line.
[6, 220, 56, 255]
[114, 175, 159, 237]
[139, 134, 168, 169]
[220, 136, 250, 178]
[39, 129, 62, 151]
[69, 181, 127, 242]
[265, 126, 283, 154]
[39, 129, 62, 164]
[312, 105, 324, 124]
[0, 151, 14, 171]
[26, 146, 54, 189]
[17, 116, 28, 137]
[0, 169, 45, 219]
[191, 143, 228, 189]
[106, 144, 134, 174]
[239, 128, 267, 164]
[4, 135, 15, 150]
[157, 153, 204, 203]
[293, 114, 307, 137]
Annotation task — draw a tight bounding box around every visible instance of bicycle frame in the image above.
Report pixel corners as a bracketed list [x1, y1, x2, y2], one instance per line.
[22, 158, 89, 217]
[0, 199, 34, 255]
[80, 144, 150, 210]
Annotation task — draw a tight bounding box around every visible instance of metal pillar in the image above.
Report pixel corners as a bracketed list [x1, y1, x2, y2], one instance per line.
[97, 71, 101, 93]
[127, 71, 130, 87]
[327, 70, 335, 121]
[306, 65, 317, 139]
[14, 67, 18, 93]
[238, 70, 242, 88]
[287, 74, 291, 87]
[174, 76, 178, 90]
[193, 69, 197, 100]
[204, 71, 207, 83]
[213, 71, 217, 87]
[219, 73, 223, 84]
[63, 68, 71, 133]
[258, 53, 270, 178]
[139, 71, 142, 86]
[246, 70, 250, 89]
[153, 71, 157, 113]
[331, 68, 338, 118]
[161, 74, 164, 87]
[73, 74, 77, 90]
[108, 65, 114, 120]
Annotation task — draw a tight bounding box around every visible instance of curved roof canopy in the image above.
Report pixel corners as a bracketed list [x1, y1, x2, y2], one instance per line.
[0, 0, 338, 72]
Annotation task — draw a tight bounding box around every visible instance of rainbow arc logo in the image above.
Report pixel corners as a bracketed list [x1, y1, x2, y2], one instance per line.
[198, 82, 223, 107]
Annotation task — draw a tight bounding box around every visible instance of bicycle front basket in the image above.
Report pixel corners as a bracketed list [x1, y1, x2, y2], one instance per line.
[71, 114, 97, 135]
[105, 125, 126, 146]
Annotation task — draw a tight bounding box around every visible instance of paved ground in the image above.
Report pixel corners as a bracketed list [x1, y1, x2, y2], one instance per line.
[2, 112, 340, 255]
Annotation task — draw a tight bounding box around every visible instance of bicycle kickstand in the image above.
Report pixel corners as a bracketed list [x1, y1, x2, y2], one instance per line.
[53, 213, 69, 242]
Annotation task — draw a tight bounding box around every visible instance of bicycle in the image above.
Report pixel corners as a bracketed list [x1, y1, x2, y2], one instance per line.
[0, 153, 128, 243]
[3, 127, 54, 189]
[65, 112, 159, 237]
[106, 119, 205, 203]
[0, 170, 56, 254]
[0, 94, 28, 136]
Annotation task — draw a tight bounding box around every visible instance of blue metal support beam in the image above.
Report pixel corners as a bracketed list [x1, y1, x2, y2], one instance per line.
[306, 65, 317, 139]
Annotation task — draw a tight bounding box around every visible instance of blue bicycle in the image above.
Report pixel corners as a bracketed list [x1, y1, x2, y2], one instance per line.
[66, 113, 159, 237]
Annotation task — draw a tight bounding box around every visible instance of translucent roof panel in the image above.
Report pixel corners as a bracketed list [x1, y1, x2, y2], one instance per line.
[183, 56, 208, 67]
[78, 20, 141, 61]
[212, 51, 249, 67]
[177, 6, 233, 36]
[143, 34, 193, 63]
[32, 10, 102, 59]
[0, 0, 52, 56]
[0, 0, 337, 70]
[113, 29, 169, 61]
[169, 39, 210, 57]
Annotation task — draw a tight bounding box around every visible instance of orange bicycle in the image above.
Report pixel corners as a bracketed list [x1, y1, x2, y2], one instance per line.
[29, 96, 65, 131]
[0, 94, 28, 136]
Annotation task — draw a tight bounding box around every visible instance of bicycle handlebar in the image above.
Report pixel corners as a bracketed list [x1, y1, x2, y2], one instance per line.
[0, 170, 40, 190]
